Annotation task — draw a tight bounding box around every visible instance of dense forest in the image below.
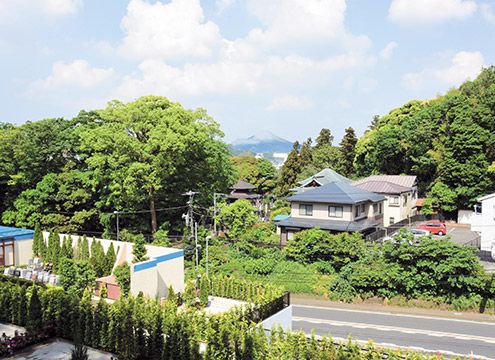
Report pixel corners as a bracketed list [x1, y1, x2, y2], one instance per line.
[278, 66, 495, 212]
[0, 95, 237, 236]
[1, 67, 495, 235]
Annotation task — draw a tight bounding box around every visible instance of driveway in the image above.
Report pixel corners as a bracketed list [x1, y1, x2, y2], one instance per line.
[442, 223, 480, 246]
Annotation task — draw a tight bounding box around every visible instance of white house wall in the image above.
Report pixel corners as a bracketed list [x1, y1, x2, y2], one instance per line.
[290, 202, 353, 221]
[480, 194, 495, 252]
[44, 232, 185, 299]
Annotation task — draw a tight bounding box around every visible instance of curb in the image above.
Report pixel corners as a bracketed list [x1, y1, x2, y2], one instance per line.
[291, 293, 495, 323]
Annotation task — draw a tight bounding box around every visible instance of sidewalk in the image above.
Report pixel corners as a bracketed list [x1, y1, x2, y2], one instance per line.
[291, 293, 495, 323]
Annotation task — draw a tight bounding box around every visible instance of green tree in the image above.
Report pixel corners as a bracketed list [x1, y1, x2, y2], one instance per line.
[82, 95, 234, 235]
[216, 199, 258, 238]
[338, 127, 358, 178]
[27, 286, 43, 335]
[132, 234, 149, 263]
[32, 223, 43, 258]
[114, 262, 131, 297]
[80, 235, 90, 262]
[277, 141, 300, 195]
[104, 242, 117, 276]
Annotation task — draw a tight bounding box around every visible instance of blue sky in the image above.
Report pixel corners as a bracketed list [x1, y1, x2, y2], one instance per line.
[1, 0, 494, 144]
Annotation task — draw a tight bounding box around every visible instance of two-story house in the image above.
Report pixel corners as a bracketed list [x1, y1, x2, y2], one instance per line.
[276, 181, 385, 244]
[350, 175, 418, 227]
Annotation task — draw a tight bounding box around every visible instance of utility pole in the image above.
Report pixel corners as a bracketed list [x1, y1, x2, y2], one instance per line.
[182, 191, 201, 236]
[195, 222, 199, 276]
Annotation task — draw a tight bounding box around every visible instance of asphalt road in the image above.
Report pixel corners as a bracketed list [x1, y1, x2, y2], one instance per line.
[292, 305, 495, 359]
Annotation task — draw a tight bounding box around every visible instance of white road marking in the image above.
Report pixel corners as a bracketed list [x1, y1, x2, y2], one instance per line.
[293, 305, 495, 325]
[292, 316, 495, 344]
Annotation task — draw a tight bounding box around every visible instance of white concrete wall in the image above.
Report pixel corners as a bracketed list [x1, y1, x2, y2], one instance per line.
[458, 210, 474, 225]
[46, 232, 185, 299]
[131, 247, 185, 298]
[15, 238, 33, 266]
[480, 195, 495, 252]
[262, 305, 292, 333]
[471, 213, 483, 232]
[131, 261, 158, 298]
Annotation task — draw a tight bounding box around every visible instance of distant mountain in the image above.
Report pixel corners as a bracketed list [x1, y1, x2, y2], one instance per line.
[231, 130, 293, 153]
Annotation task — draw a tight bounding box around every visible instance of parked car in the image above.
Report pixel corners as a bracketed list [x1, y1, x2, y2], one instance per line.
[383, 228, 431, 244]
[416, 221, 447, 235]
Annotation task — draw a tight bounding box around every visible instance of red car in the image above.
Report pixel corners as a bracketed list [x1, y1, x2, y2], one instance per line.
[416, 221, 447, 235]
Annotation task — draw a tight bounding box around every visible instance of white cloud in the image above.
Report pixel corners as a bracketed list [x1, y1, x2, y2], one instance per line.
[434, 51, 484, 84]
[388, 0, 477, 23]
[115, 50, 374, 101]
[85, 40, 114, 55]
[480, 3, 495, 23]
[246, 0, 347, 46]
[216, 0, 235, 13]
[380, 41, 397, 60]
[402, 51, 484, 90]
[0, 0, 82, 17]
[30, 60, 116, 90]
[119, 0, 225, 60]
[267, 95, 313, 111]
[402, 73, 421, 90]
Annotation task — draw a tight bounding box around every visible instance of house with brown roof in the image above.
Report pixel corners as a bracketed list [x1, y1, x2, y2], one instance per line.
[351, 175, 418, 227]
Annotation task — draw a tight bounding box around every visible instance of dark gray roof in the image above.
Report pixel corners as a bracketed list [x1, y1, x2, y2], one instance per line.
[230, 179, 256, 190]
[285, 181, 385, 204]
[276, 216, 379, 232]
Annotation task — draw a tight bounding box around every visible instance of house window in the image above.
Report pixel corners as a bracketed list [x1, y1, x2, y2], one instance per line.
[373, 204, 378, 213]
[355, 206, 360, 217]
[328, 206, 343, 218]
[361, 204, 366, 213]
[403, 194, 407, 204]
[390, 217, 395, 224]
[379, 203, 382, 213]
[299, 204, 313, 216]
[390, 196, 399, 205]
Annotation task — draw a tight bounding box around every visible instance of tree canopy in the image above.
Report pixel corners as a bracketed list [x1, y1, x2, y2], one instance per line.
[1, 96, 235, 236]
[354, 66, 495, 208]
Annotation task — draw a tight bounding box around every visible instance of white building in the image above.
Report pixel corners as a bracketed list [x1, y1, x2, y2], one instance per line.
[473, 193, 495, 253]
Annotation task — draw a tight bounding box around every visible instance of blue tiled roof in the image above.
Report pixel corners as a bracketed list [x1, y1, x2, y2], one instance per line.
[0, 226, 34, 240]
[286, 181, 386, 204]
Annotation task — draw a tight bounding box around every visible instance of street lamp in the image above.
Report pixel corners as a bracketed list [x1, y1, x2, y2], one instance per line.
[114, 211, 119, 241]
[206, 236, 212, 277]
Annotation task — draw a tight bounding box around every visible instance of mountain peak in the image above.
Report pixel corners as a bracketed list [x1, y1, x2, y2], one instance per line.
[231, 130, 292, 153]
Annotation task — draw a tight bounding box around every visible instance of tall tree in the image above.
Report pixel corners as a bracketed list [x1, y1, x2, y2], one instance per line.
[314, 128, 334, 148]
[338, 127, 358, 178]
[277, 141, 300, 195]
[298, 138, 312, 168]
[82, 95, 233, 234]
